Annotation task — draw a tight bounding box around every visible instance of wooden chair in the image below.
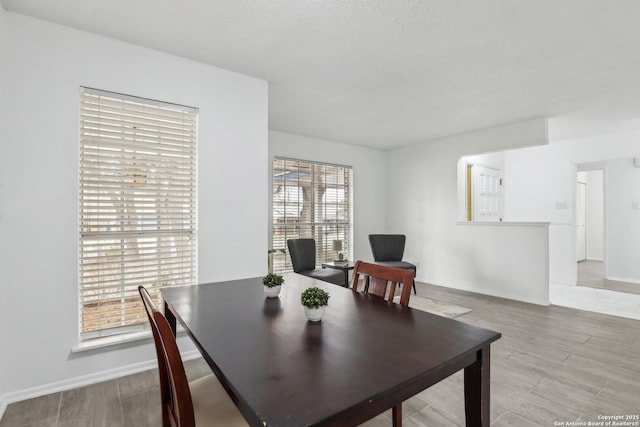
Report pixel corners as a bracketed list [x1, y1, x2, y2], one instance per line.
[351, 260, 415, 307]
[350, 261, 415, 426]
[138, 286, 248, 427]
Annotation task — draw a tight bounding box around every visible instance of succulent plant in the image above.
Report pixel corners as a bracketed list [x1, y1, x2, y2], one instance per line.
[262, 273, 284, 288]
[300, 287, 330, 308]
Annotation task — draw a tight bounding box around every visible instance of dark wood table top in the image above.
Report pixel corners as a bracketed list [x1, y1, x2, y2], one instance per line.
[161, 273, 500, 427]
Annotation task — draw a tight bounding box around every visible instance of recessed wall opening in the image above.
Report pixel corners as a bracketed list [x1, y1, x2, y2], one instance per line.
[576, 163, 640, 295]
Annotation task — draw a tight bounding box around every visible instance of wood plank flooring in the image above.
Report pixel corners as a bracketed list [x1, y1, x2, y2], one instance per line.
[2, 281, 639, 427]
[577, 260, 640, 295]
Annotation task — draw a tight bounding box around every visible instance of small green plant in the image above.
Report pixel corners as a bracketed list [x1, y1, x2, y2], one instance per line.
[300, 287, 330, 308]
[262, 273, 284, 288]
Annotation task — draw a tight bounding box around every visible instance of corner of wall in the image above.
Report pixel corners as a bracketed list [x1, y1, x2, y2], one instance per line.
[0, 397, 7, 424]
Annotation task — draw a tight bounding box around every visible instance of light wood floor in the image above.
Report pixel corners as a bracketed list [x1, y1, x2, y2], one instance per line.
[2, 281, 639, 427]
[577, 260, 640, 295]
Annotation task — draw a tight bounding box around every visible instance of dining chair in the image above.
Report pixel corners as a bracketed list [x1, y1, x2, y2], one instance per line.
[350, 261, 415, 426]
[287, 238, 345, 286]
[138, 286, 248, 427]
[350, 260, 414, 307]
[368, 234, 417, 294]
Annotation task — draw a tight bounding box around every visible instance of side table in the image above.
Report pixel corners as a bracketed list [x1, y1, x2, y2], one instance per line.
[321, 261, 355, 287]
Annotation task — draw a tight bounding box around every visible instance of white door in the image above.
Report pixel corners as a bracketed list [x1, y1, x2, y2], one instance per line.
[472, 165, 502, 222]
[576, 182, 587, 262]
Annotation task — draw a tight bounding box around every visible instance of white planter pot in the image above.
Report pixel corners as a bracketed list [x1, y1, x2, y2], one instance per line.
[304, 305, 326, 322]
[264, 285, 281, 298]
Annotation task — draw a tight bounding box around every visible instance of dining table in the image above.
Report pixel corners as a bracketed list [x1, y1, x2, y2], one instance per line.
[160, 272, 501, 427]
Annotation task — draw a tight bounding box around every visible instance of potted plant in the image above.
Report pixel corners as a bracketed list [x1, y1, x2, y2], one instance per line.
[262, 273, 284, 298]
[300, 287, 330, 322]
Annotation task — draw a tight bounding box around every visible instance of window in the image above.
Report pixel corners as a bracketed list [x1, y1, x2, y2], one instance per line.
[79, 88, 197, 340]
[272, 158, 353, 272]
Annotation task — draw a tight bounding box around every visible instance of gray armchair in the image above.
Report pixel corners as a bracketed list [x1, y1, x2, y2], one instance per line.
[368, 234, 417, 294]
[287, 238, 345, 287]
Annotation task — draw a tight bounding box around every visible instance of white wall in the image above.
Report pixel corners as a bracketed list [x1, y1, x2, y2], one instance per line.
[500, 133, 640, 285]
[455, 223, 549, 304]
[504, 135, 640, 223]
[387, 118, 550, 304]
[269, 130, 387, 262]
[501, 146, 577, 285]
[503, 145, 576, 224]
[607, 158, 640, 282]
[0, 10, 268, 406]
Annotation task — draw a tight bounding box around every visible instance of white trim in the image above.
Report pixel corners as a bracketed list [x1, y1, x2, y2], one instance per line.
[417, 276, 551, 306]
[606, 276, 640, 285]
[457, 221, 550, 227]
[72, 330, 153, 353]
[73, 323, 186, 353]
[0, 350, 201, 420]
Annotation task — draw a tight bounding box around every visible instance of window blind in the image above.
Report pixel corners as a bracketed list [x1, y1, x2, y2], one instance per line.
[79, 87, 197, 340]
[272, 158, 353, 273]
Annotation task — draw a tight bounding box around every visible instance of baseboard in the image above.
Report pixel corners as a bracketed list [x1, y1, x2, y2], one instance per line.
[606, 276, 640, 285]
[416, 276, 550, 306]
[0, 350, 201, 420]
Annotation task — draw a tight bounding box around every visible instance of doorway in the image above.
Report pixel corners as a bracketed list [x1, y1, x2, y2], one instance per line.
[576, 170, 604, 265]
[576, 169, 611, 290]
[576, 181, 586, 262]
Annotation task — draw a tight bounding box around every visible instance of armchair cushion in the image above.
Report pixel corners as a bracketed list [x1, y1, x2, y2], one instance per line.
[373, 260, 416, 271]
[300, 268, 345, 287]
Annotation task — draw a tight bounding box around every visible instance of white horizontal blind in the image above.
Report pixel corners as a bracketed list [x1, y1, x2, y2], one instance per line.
[79, 88, 197, 340]
[272, 158, 353, 273]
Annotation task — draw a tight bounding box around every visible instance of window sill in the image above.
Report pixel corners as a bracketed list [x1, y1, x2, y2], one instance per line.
[71, 328, 185, 353]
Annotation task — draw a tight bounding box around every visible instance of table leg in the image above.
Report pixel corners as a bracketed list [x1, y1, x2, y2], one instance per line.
[164, 301, 177, 336]
[392, 403, 402, 427]
[464, 346, 490, 427]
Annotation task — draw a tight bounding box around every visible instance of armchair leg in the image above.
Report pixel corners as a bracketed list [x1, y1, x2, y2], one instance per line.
[411, 268, 417, 294]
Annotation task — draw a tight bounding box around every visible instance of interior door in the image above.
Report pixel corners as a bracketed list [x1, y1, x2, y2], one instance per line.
[471, 165, 502, 222]
[576, 182, 587, 262]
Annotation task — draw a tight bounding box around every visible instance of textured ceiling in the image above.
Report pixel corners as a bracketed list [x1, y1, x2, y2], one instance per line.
[5, 0, 640, 149]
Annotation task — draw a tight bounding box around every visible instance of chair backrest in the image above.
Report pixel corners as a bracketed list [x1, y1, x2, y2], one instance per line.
[287, 238, 316, 272]
[139, 286, 195, 427]
[350, 260, 414, 306]
[368, 234, 406, 262]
